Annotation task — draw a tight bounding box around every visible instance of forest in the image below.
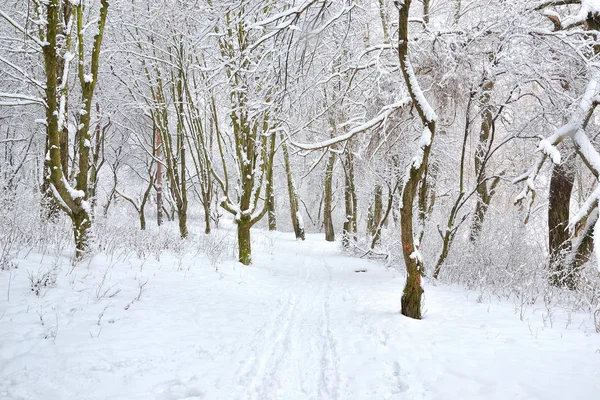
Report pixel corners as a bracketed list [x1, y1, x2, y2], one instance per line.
[1, 1, 600, 399]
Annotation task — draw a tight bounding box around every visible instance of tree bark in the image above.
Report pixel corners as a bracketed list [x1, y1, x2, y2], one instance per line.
[282, 139, 305, 240]
[267, 134, 277, 231]
[238, 218, 252, 265]
[548, 154, 575, 288]
[324, 152, 336, 242]
[155, 124, 164, 227]
[470, 78, 495, 241]
[368, 184, 383, 237]
[398, 0, 435, 319]
[342, 152, 357, 247]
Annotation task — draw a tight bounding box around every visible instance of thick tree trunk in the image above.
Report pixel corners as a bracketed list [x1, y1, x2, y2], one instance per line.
[73, 208, 91, 259]
[548, 156, 575, 288]
[400, 270, 423, 319]
[470, 78, 495, 242]
[237, 219, 252, 265]
[324, 152, 336, 242]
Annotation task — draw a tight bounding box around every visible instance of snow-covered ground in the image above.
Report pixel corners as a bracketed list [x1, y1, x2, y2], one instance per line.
[1, 224, 599, 400]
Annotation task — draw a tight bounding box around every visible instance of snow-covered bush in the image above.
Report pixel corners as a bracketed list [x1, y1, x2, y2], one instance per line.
[28, 266, 58, 297]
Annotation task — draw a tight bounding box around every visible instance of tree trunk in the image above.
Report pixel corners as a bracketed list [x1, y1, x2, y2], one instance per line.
[548, 156, 575, 288]
[398, 0, 435, 319]
[470, 78, 495, 242]
[282, 139, 305, 240]
[371, 182, 398, 249]
[368, 185, 383, 236]
[155, 125, 164, 227]
[237, 218, 252, 265]
[342, 152, 356, 247]
[324, 152, 336, 242]
[267, 134, 277, 231]
[423, 0, 430, 24]
[178, 206, 188, 238]
[203, 202, 212, 234]
[140, 209, 146, 231]
[400, 270, 423, 319]
[73, 208, 91, 259]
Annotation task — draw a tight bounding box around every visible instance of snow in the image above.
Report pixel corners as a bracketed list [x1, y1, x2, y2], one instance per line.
[292, 98, 411, 150]
[595, 215, 600, 273]
[62, 177, 85, 200]
[1, 224, 598, 399]
[538, 139, 561, 164]
[295, 211, 304, 231]
[563, 0, 600, 28]
[410, 127, 433, 170]
[404, 56, 437, 123]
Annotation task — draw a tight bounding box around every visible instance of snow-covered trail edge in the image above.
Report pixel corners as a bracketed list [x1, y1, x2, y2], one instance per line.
[1, 226, 599, 400]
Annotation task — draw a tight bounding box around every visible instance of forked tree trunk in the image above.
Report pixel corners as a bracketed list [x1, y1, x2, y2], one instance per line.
[324, 152, 336, 242]
[371, 181, 399, 249]
[41, 0, 108, 261]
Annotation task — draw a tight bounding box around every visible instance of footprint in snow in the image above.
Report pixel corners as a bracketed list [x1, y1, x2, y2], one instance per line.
[155, 378, 205, 400]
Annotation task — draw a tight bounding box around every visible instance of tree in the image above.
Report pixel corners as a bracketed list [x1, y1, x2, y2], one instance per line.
[2, 0, 110, 258]
[396, 0, 437, 319]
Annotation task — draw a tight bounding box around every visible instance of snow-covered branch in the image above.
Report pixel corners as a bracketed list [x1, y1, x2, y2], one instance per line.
[0, 92, 45, 107]
[0, 9, 46, 48]
[514, 78, 599, 219]
[290, 99, 411, 151]
[540, 0, 600, 31]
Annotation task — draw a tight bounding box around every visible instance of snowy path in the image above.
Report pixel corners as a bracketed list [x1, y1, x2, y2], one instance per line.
[1, 227, 599, 399]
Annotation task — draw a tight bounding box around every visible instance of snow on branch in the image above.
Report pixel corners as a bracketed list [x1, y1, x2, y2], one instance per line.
[402, 55, 437, 124]
[290, 98, 412, 151]
[514, 79, 599, 220]
[249, 1, 317, 29]
[0, 9, 46, 48]
[532, 0, 582, 11]
[539, 0, 600, 31]
[0, 92, 45, 107]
